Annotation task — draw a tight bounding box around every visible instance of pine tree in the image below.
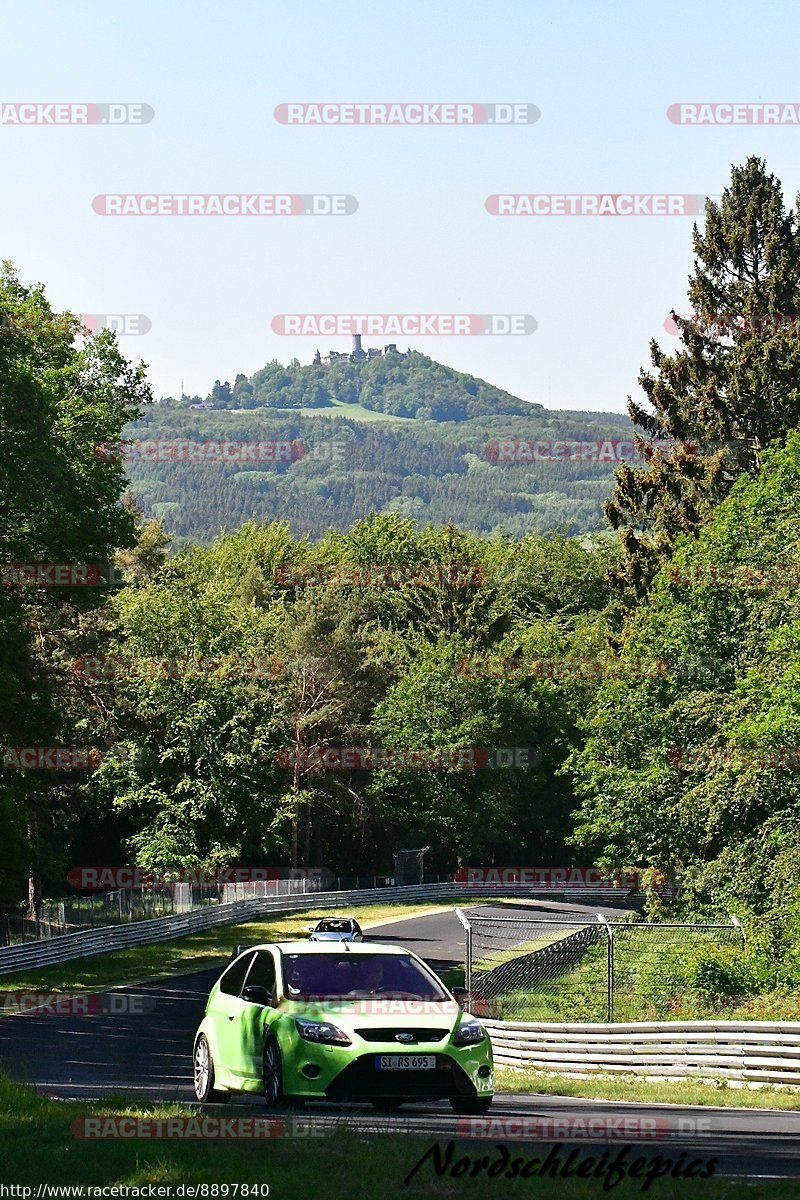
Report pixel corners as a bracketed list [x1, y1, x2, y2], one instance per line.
[606, 157, 800, 600]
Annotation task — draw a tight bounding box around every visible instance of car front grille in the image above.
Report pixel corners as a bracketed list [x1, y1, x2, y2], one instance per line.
[355, 1028, 449, 1043]
[325, 1054, 475, 1102]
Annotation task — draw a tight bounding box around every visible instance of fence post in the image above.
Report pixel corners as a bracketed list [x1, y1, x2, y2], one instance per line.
[455, 907, 472, 1008]
[730, 914, 745, 947]
[596, 913, 613, 1023]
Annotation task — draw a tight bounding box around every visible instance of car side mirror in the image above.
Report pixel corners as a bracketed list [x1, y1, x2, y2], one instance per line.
[241, 985, 273, 1006]
[451, 987, 469, 1008]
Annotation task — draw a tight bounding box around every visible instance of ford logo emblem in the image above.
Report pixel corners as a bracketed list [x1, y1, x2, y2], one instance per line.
[395, 1032, 415, 1043]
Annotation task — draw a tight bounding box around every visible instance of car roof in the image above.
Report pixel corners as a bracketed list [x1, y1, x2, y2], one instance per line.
[314, 915, 358, 922]
[246, 940, 408, 955]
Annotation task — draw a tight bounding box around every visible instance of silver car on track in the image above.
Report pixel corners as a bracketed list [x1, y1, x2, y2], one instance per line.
[308, 916, 364, 943]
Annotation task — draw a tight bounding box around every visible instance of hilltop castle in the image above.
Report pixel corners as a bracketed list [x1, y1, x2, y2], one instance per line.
[314, 334, 408, 366]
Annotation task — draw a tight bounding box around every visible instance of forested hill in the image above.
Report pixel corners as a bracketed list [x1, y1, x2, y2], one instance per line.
[128, 353, 635, 543]
[178, 350, 539, 420]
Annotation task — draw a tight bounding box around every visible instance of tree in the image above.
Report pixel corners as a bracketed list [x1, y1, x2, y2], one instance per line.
[606, 157, 800, 602]
[271, 588, 386, 868]
[367, 637, 564, 867]
[92, 523, 298, 869]
[572, 431, 800, 917]
[115, 498, 172, 586]
[0, 263, 150, 913]
[232, 373, 255, 407]
[210, 379, 232, 408]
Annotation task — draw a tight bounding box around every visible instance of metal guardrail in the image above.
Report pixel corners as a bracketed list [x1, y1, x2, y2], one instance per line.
[0, 882, 643, 975]
[485, 1019, 800, 1085]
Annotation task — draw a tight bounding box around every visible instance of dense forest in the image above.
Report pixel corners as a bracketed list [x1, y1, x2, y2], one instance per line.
[124, 402, 636, 543]
[4, 158, 800, 995]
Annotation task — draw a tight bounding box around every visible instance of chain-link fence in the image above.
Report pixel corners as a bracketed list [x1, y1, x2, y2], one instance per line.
[458, 909, 745, 1022]
[0, 877, 328, 945]
[0, 871, 464, 946]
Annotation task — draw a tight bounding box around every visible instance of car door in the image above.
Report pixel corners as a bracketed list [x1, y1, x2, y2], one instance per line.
[212, 951, 256, 1079]
[238, 949, 279, 1079]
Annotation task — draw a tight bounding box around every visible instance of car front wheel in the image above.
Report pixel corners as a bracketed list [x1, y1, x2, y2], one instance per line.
[263, 1038, 285, 1107]
[193, 1035, 231, 1103]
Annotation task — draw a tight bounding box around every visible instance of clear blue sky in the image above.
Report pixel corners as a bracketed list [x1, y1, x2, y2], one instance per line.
[4, 0, 800, 412]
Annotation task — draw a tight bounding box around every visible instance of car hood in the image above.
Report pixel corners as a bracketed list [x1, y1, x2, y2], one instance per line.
[278, 997, 465, 1033]
[311, 932, 353, 940]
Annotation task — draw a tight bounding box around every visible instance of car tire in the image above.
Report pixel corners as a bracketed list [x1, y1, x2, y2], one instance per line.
[449, 1095, 493, 1115]
[262, 1037, 286, 1107]
[193, 1035, 231, 1104]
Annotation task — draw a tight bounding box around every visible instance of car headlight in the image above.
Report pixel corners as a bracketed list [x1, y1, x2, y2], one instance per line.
[452, 1019, 486, 1046]
[295, 1017, 351, 1046]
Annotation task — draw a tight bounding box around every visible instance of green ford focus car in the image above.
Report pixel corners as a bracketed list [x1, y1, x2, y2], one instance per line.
[193, 941, 493, 1112]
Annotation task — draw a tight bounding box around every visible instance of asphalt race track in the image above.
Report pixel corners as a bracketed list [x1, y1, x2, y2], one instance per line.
[1, 898, 799, 1180]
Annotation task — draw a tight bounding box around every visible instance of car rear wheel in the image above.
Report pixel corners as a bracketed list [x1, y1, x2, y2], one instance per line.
[193, 1035, 231, 1103]
[450, 1096, 493, 1115]
[263, 1038, 285, 1107]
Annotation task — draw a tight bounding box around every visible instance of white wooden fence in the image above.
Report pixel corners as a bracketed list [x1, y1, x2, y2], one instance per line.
[485, 1018, 800, 1085]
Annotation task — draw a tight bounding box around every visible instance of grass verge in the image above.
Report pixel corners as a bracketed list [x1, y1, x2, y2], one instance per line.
[496, 1067, 800, 1111]
[0, 1075, 794, 1196]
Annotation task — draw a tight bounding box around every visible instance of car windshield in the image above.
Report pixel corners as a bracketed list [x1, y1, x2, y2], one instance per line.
[316, 920, 351, 932]
[281, 952, 448, 1000]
